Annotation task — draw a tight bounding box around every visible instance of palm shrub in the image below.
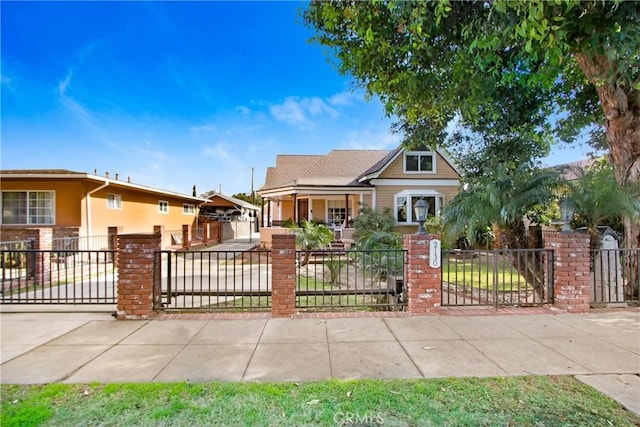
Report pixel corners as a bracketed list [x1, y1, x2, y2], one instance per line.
[565, 159, 640, 297]
[566, 159, 640, 248]
[293, 219, 335, 266]
[443, 163, 561, 299]
[352, 231, 404, 282]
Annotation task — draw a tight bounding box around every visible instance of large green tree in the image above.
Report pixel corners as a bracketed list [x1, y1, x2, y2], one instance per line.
[304, 0, 640, 248]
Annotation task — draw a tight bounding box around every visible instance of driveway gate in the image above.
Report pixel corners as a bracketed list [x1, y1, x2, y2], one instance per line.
[153, 249, 271, 311]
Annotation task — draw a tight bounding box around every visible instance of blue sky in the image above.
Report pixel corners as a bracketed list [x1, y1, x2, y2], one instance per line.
[1, 1, 590, 197]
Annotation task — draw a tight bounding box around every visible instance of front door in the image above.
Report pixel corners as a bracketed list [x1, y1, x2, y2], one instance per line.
[298, 199, 309, 224]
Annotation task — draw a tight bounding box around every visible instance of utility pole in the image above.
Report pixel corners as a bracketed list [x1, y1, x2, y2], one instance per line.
[251, 167, 255, 205]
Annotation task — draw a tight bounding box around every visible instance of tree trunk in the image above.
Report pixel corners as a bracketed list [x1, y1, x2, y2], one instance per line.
[574, 52, 640, 296]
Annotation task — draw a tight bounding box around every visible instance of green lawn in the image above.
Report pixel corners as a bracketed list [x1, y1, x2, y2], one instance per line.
[442, 254, 530, 291]
[1, 377, 638, 426]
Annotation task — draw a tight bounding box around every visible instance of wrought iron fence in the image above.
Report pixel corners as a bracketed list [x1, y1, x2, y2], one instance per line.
[1, 249, 117, 304]
[296, 248, 406, 311]
[441, 249, 553, 307]
[0, 239, 33, 252]
[52, 235, 111, 251]
[591, 248, 640, 305]
[154, 249, 271, 311]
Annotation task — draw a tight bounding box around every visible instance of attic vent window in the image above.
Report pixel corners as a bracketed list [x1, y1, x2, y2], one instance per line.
[404, 151, 436, 173]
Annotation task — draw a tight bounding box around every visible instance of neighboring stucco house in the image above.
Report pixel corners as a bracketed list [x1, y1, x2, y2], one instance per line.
[0, 169, 208, 248]
[258, 145, 461, 237]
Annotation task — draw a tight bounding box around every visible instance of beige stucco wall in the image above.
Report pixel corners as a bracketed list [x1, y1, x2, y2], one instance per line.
[89, 186, 197, 236]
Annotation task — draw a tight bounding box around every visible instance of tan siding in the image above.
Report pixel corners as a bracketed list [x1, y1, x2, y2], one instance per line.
[375, 185, 460, 214]
[378, 151, 459, 179]
[312, 199, 326, 222]
[281, 200, 294, 221]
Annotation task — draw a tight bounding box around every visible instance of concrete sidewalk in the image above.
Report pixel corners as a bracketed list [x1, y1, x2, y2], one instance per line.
[1, 309, 638, 415]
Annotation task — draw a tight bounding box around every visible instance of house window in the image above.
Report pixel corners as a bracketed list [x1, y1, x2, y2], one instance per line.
[183, 203, 195, 215]
[107, 194, 122, 209]
[158, 200, 169, 214]
[394, 191, 444, 224]
[404, 151, 436, 173]
[327, 200, 352, 226]
[1, 191, 55, 225]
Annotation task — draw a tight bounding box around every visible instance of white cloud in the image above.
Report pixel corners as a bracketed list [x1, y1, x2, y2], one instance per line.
[270, 96, 338, 129]
[202, 142, 232, 160]
[340, 129, 401, 150]
[328, 91, 358, 107]
[57, 69, 73, 97]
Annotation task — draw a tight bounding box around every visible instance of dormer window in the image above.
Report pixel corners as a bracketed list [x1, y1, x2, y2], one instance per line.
[404, 151, 436, 174]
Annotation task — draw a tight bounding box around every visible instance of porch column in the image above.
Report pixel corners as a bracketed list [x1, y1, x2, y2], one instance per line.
[293, 193, 298, 225]
[344, 194, 351, 227]
[267, 199, 271, 227]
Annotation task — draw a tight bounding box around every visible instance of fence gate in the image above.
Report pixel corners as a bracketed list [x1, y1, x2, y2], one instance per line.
[441, 249, 554, 307]
[153, 249, 272, 311]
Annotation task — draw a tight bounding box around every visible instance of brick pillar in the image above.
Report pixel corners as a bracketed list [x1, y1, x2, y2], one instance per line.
[153, 225, 164, 247]
[25, 228, 52, 284]
[116, 233, 161, 320]
[545, 231, 591, 313]
[182, 224, 190, 249]
[271, 234, 297, 317]
[404, 234, 441, 314]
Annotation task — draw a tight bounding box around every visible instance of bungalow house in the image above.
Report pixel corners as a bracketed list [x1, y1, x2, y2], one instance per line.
[0, 169, 208, 248]
[258, 145, 461, 242]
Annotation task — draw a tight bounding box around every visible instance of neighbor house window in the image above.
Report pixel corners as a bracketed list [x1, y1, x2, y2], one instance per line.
[1, 191, 55, 225]
[158, 200, 169, 214]
[394, 190, 444, 224]
[404, 151, 436, 173]
[107, 194, 122, 209]
[183, 203, 195, 215]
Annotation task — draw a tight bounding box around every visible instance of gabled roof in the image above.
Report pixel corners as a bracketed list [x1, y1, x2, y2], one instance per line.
[263, 155, 321, 190]
[260, 145, 461, 194]
[549, 158, 596, 181]
[357, 145, 461, 182]
[203, 193, 260, 211]
[0, 169, 207, 203]
[261, 151, 390, 190]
